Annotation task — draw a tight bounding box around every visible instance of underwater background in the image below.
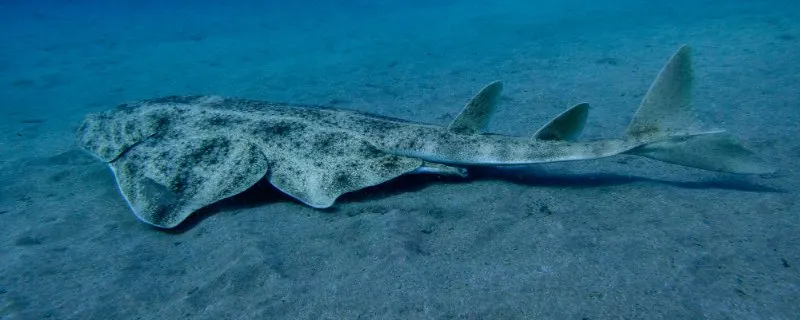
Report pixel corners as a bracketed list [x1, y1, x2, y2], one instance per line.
[1, 0, 798, 318]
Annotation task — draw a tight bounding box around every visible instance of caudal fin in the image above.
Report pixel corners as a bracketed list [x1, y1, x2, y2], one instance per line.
[623, 45, 775, 174]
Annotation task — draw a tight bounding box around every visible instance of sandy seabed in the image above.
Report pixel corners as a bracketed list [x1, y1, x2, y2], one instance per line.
[1, 0, 798, 319]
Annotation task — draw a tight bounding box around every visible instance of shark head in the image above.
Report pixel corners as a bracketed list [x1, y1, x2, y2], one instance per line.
[77, 103, 167, 163]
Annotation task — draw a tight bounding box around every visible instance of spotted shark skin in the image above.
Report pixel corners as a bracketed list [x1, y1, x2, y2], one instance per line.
[77, 45, 774, 228]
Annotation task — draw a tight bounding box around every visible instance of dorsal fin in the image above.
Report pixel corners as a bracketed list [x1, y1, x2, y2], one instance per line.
[533, 103, 589, 141]
[448, 81, 503, 134]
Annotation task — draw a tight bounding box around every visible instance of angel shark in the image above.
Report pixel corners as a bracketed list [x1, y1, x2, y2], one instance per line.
[77, 45, 774, 228]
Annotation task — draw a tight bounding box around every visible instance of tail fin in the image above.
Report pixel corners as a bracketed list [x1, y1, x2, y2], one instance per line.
[623, 45, 775, 174]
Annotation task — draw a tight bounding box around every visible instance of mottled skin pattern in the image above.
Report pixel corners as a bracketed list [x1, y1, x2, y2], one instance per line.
[109, 134, 270, 226]
[76, 94, 641, 228]
[76, 45, 774, 228]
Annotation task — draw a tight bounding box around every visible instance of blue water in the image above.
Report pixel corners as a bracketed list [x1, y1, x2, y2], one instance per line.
[1, 1, 798, 319]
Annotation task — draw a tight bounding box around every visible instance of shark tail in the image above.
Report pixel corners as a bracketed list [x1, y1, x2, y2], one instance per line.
[622, 45, 775, 174]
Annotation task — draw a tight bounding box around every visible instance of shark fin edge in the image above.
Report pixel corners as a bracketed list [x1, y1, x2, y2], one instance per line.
[622, 44, 775, 174]
[448, 81, 503, 135]
[533, 103, 589, 141]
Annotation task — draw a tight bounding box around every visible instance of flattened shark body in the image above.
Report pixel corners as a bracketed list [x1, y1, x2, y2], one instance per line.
[77, 45, 774, 228]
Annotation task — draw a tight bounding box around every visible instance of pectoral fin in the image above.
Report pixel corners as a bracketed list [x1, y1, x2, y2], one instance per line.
[110, 135, 270, 228]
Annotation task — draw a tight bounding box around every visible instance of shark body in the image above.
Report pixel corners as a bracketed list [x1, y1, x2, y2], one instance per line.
[77, 45, 774, 228]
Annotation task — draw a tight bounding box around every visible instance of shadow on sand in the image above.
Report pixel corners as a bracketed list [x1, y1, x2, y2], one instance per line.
[163, 166, 781, 233]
